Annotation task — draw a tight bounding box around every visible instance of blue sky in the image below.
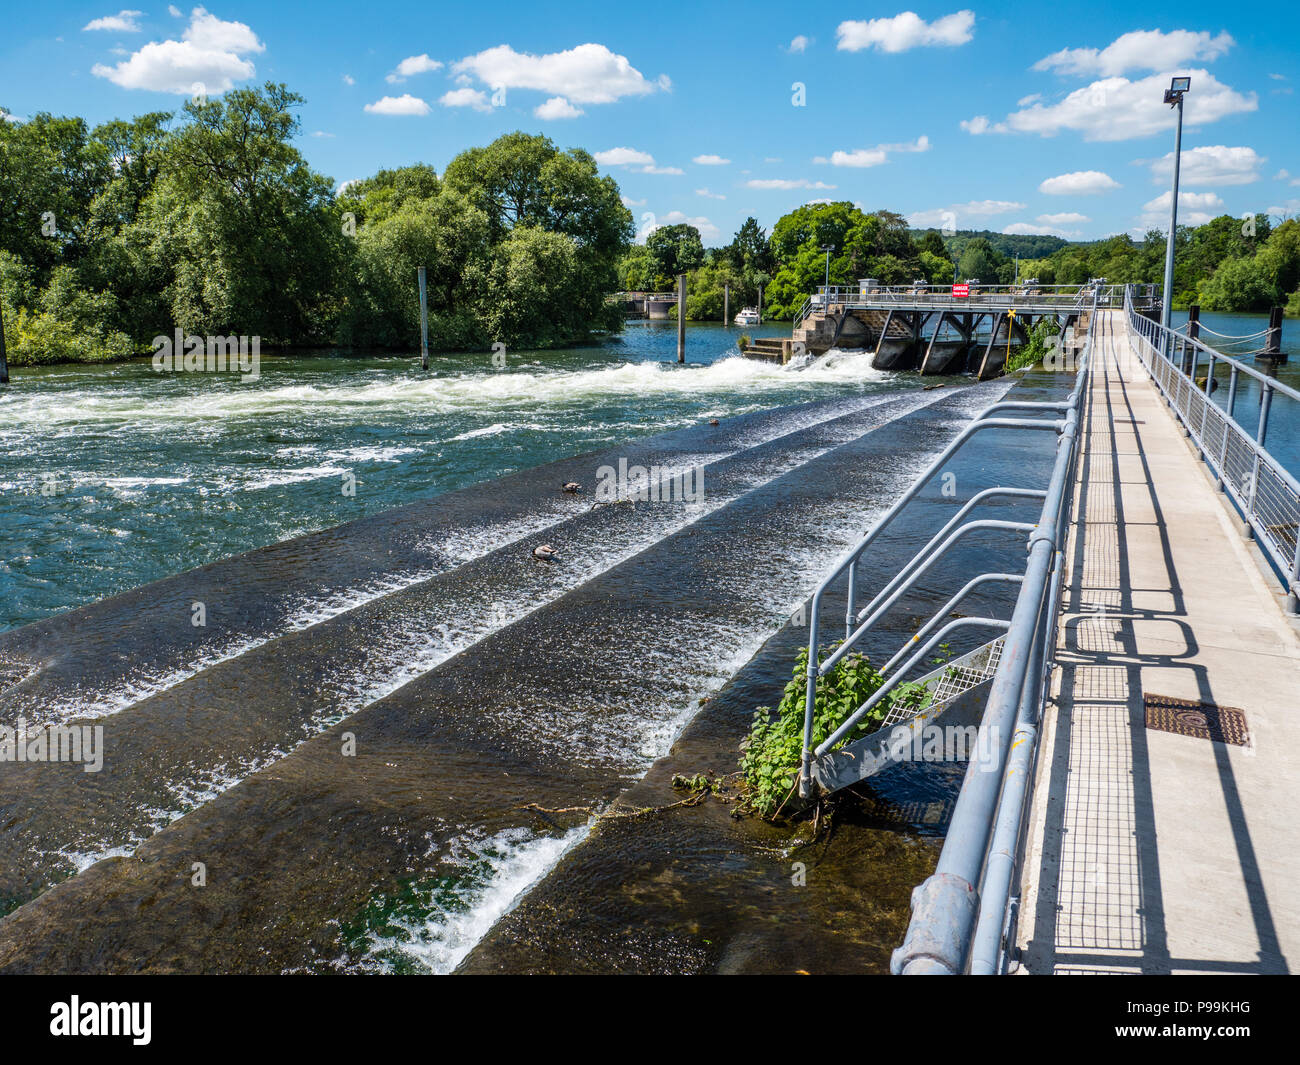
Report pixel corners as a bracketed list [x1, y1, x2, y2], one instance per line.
[3, 3, 1298, 245]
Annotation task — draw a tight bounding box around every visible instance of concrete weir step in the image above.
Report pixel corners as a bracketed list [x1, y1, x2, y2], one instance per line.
[458, 371, 1080, 974]
[0, 382, 1010, 974]
[0, 389, 939, 914]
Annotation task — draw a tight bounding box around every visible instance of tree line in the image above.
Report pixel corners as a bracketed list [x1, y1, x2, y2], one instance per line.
[622, 203, 1300, 322]
[0, 85, 633, 366]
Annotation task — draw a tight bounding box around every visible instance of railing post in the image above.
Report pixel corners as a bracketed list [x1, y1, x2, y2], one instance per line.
[1244, 384, 1272, 539]
[1288, 540, 1300, 616]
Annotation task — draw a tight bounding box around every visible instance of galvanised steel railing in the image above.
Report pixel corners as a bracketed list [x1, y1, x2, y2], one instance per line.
[796, 292, 1095, 815]
[787, 287, 1093, 973]
[1125, 286, 1300, 613]
[889, 331, 1088, 975]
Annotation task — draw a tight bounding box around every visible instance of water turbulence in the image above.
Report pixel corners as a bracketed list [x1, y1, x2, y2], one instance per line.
[0, 347, 1019, 974]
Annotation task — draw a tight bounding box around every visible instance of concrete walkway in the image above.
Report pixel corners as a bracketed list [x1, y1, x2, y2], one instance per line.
[1017, 309, 1300, 974]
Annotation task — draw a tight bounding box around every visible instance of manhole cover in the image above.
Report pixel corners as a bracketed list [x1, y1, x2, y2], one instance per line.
[1143, 693, 1249, 747]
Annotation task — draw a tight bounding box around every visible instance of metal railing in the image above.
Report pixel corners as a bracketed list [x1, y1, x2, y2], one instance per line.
[887, 335, 1087, 974]
[788, 290, 1093, 973]
[1125, 287, 1300, 612]
[792, 283, 1151, 333]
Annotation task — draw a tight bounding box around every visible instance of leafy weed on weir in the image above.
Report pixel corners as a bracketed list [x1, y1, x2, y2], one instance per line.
[739, 644, 931, 819]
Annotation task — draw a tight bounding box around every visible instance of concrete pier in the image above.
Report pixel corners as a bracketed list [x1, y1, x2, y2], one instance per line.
[1016, 310, 1300, 974]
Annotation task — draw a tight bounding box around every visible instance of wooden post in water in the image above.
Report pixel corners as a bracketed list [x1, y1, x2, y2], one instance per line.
[0, 299, 9, 384]
[417, 266, 429, 371]
[676, 273, 686, 363]
[1265, 306, 1284, 361]
[723, 281, 730, 327]
[758, 284, 764, 326]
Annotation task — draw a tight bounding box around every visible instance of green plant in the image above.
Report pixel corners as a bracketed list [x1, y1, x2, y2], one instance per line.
[736, 333, 751, 352]
[739, 644, 930, 818]
[1005, 315, 1061, 373]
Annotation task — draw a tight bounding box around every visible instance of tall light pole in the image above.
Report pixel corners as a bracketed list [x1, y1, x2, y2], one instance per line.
[821, 244, 834, 303]
[1161, 76, 1191, 342]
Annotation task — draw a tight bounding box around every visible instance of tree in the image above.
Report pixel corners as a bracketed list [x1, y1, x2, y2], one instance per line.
[148, 83, 346, 342]
[645, 223, 705, 285]
[957, 238, 1004, 282]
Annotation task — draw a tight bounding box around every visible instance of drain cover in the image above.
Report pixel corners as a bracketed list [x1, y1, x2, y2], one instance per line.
[1143, 693, 1249, 747]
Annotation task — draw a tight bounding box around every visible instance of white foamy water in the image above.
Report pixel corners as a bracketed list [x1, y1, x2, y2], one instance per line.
[1, 354, 896, 429]
[350, 824, 590, 975]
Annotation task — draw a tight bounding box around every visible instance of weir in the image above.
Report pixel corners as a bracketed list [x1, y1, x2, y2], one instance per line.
[0, 383, 1006, 973]
[772, 282, 1158, 379]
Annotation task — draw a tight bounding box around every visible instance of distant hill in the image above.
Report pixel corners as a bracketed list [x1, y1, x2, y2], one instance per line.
[909, 228, 1071, 260]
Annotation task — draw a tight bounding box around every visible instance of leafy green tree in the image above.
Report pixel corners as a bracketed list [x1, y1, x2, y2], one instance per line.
[956, 238, 1004, 282]
[645, 223, 704, 285]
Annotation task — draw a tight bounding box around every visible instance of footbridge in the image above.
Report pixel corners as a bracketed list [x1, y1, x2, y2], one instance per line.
[791, 283, 1299, 973]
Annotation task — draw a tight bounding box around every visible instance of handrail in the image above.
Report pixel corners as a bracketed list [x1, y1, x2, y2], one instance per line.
[891, 322, 1088, 973]
[1124, 286, 1300, 612]
[796, 412, 1069, 797]
[880, 573, 1024, 675]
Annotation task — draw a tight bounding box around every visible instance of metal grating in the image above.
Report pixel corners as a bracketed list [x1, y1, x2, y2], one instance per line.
[1143, 692, 1249, 747]
[880, 636, 1004, 729]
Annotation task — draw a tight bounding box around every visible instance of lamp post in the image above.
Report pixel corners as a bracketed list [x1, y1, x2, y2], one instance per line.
[821, 244, 834, 305]
[1160, 76, 1191, 347]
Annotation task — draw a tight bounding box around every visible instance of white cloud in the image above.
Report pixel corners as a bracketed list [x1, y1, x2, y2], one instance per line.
[1143, 189, 1224, 212]
[655, 211, 721, 241]
[91, 7, 264, 94]
[1034, 29, 1234, 77]
[342, 74, 355, 86]
[692, 154, 730, 165]
[84, 9, 143, 32]
[986, 69, 1255, 141]
[960, 115, 1006, 135]
[1004, 222, 1075, 237]
[1268, 199, 1300, 216]
[535, 96, 583, 119]
[1037, 212, 1090, 225]
[386, 54, 443, 83]
[788, 35, 811, 53]
[837, 10, 974, 53]
[640, 164, 683, 175]
[1039, 170, 1121, 195]
[310, 130, 335, 138]
[451, 43, 665, 105]
[745, 178, 837, 190]
[620, 195, 645, 207]
[437, 88, 491, 113]
[1149, 144, 1264, 186]
[819, 135, 929, 168]
[909, 199, 1024, 227]
[595, 147, 655, 166]
[168, 4, 181, 15]
[1139, 189, 1225, 228]
[695, 187, 726, 199]
[365, 94, 431, 116]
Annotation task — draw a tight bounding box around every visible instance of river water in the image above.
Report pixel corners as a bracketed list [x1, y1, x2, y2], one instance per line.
[0, 321, 920, 633]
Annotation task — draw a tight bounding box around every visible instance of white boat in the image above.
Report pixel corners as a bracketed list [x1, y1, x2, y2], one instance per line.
[734, 307, 760, 326]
